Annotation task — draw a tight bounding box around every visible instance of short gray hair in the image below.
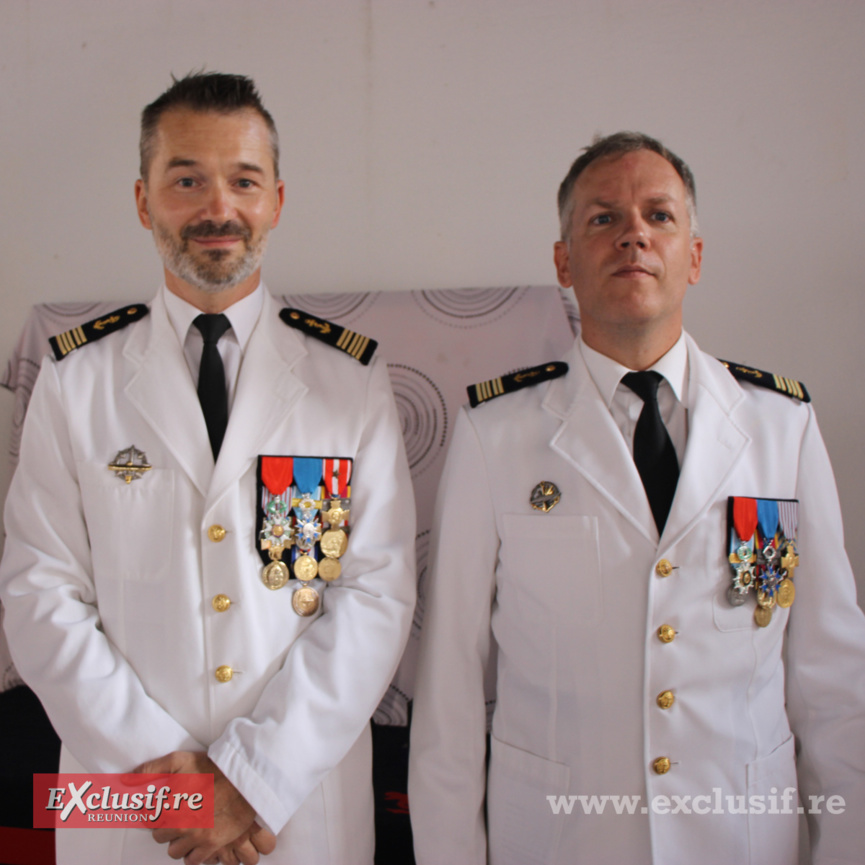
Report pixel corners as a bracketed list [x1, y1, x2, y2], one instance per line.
[557, 131, 699, 240]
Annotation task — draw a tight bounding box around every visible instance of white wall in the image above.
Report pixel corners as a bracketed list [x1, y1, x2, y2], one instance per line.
[1, 0, 864, 597]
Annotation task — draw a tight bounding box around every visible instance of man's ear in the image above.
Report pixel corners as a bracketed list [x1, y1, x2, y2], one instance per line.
[553, 240, 573, 288]
[688, 236, 703, 285]
[134, 179, 152, 230]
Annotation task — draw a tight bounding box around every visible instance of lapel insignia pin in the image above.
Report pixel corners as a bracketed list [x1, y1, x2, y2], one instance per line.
[108, 445, 152, 484]
[530, 481, 561, 512]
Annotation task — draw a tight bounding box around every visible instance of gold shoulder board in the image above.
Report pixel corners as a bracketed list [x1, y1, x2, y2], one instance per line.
[719, 359, 810, 403]
[468, 361, 568, 408]
[49, 305, 149, 361]
[279, 308, 377, 365]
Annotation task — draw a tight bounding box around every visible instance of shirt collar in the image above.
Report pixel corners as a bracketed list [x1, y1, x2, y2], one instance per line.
[580, 331, 689, 408]
[162, 283, 265, 351]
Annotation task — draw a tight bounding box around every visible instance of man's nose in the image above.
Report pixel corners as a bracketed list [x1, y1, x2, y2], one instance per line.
[617, 212, 649, 249]
[201, 183, 235, 221]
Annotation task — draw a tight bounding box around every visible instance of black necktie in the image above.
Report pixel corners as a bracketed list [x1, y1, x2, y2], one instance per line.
[622, 371, 680, 533]
[193, 313, 231, 459]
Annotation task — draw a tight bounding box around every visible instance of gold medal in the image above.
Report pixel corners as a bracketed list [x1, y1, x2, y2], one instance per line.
[292, 584, 320, 617]
[756, 589, 776, 610]
[754, 604, 773, 627]
[319, 557, 341, 582]
[781, 544, 799, 577]
[323, 501, 350, 526]
[261, 560, 289, 590]
[293, 554, 318, 582]
[776, 578, 795, 608]
[320, 528, 348, 559]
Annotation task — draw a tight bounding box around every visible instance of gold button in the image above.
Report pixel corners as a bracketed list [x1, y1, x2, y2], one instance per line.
[655, 559, 674, 578]
[208, 525, 227, 542]
[215, 665, 233, 683]
[212, 594, 232, 613]
[653, 757, 671, 775]
[656, 690, 675, 710]
[658, 624, 676, 643]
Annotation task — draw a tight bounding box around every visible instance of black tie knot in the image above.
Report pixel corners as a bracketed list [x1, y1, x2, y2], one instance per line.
[622, 370, 662, 404]
[194, 313, 231, 346]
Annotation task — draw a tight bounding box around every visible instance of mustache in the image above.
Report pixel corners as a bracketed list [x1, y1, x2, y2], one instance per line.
[182, 221, 251, 241]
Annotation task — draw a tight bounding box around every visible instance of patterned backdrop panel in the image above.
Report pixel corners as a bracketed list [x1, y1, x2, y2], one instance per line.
[387, 365, 448, 480]
[411, 286, 530, 328]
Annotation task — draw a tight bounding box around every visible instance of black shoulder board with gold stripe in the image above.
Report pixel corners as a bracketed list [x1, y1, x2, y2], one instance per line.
[719, 359, 810, 403]
[49, 304, 149, 361]
[468, 361, 568, 408]
[279, 308, 377, 365]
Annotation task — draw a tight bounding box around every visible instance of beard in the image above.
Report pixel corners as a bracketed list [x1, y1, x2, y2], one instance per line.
[151, 215, 269, 294]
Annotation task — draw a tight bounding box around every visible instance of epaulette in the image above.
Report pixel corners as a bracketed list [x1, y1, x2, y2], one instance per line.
[719, 359, 810, 403]
[468, 361, 568, 408]
[49, 304, 149, 361]
[280, 308, 377, 365]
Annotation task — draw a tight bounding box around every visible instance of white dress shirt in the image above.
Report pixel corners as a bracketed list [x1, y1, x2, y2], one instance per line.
[579, 332, 689, 467]
[163, 283, 264, 411]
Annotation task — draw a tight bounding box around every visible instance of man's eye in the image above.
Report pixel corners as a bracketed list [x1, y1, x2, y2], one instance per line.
[177, 177, 196, 188]
[652, 211, 672, 223]
[591, 214, 612, 226]
[236, 178, 255, 189]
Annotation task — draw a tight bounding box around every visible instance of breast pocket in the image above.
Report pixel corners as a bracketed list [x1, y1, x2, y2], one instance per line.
[78, 461, 175, 582]
[500, 514, 601, 623]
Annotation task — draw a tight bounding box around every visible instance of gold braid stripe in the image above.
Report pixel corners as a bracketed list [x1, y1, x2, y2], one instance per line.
[336, 329, 370, 360]
[349, 332, 369, 360]
[57, 326, 87, 356]
[788, 377, 804, 400]
[773, 374, 805, 400]
[476, 377, 505, 403]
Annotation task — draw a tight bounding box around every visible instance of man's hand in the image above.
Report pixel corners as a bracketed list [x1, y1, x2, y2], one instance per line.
[203, 823, 277, 865]
[134, 750, 274, 864]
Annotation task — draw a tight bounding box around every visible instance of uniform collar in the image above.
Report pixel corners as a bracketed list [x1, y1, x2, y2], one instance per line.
[162, 283, 265, 353]
[580, 331, 689, 409]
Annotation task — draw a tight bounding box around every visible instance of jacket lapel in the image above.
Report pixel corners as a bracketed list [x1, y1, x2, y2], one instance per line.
[208, 292, 308, 506]
[660, 336, 749, 548]
[544, 335, 751, 549]
[123, 292, 213, 497]
[545, 342, 657, 544]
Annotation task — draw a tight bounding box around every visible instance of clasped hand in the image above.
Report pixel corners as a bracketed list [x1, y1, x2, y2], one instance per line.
[134, 750, 276, 865]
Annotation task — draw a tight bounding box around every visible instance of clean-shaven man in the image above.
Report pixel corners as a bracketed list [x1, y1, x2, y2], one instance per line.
[409, 131, 865, 864]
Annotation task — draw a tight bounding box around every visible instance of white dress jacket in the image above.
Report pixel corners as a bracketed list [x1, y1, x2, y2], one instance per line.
[0, 289, 416, 864]
[409, 334, 865, 865]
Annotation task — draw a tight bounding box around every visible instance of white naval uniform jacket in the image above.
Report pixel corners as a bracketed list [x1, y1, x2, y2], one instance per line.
[0, 289, 416, 865]
[409, 333, 865, 865]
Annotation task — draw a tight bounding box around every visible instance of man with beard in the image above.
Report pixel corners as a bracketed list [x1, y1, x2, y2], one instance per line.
[409, 132, 865, 864]
[0, 73, 416, 865]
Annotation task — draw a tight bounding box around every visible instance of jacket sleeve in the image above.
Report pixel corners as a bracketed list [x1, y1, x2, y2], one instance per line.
[409, 406, 498, 865]
[207, 355, 417, 834]
[0, 357, 203, 770]
[784, 404, 865, 864]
